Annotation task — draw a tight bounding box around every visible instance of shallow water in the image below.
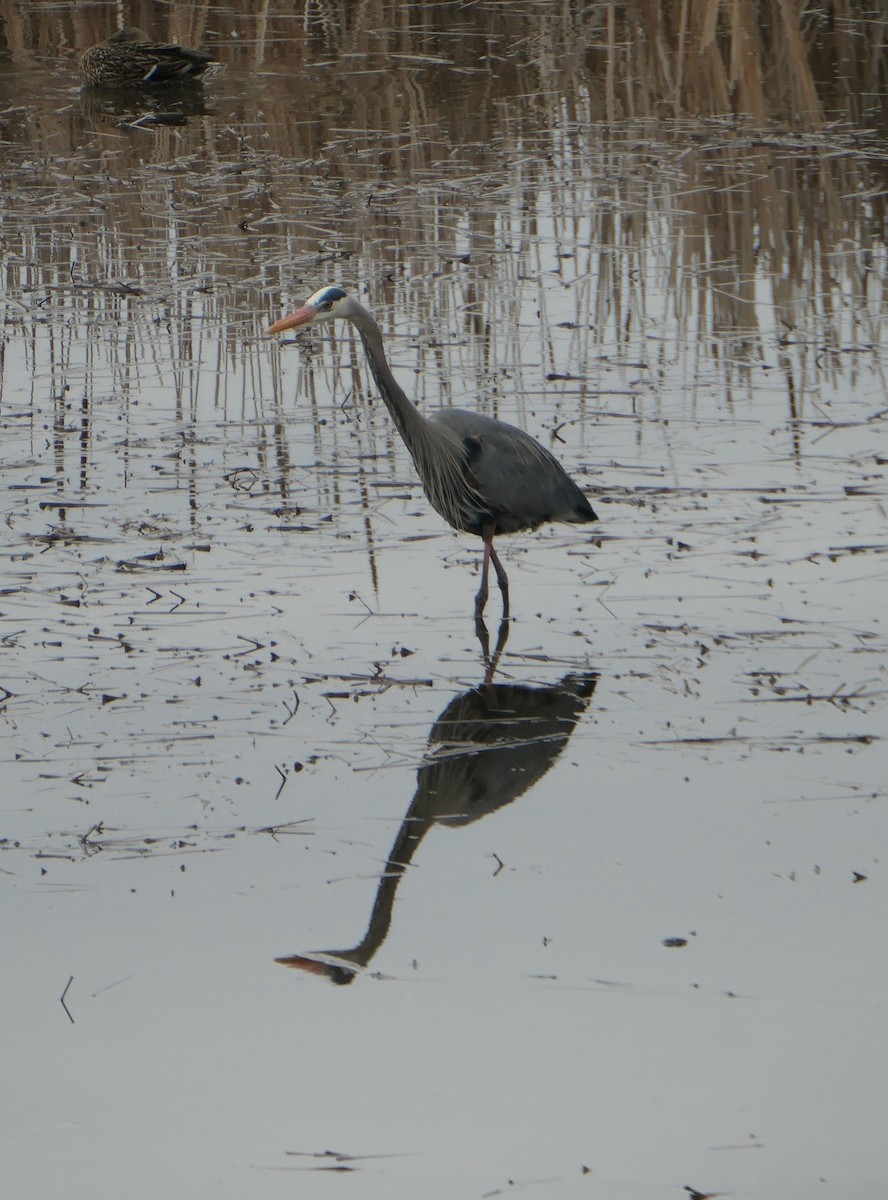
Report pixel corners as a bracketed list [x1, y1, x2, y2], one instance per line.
[2, 4, 888, 1198]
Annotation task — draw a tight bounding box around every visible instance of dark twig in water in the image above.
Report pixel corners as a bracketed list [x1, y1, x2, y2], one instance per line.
[60, 976, 75, 1024]
[348, 592, 375, 615]
[257, 820, 314, 842]
[235, 634, 266, 655]
[274, 764, 288, 801]
[282, 691, 301, 725]
[78, 822, 105, 855]
[116, 550, 186, 572]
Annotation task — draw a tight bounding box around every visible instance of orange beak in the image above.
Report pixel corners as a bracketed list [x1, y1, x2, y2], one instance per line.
[267, 304, 315, 334]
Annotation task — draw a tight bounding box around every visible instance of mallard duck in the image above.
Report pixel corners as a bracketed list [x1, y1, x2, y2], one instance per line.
[79, 27, 219, 88]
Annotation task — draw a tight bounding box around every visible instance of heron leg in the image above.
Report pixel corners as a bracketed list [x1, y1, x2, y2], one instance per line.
[489, 543, 510, 619]
[476, 527, 509, 619]
[474, 530, 492, 618]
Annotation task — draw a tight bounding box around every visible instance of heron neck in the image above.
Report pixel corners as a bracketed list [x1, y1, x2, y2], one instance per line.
[352, 313, 428, 447]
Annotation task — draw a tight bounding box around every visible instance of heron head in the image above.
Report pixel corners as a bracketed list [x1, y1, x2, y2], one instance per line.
[267, 285, 354, 334]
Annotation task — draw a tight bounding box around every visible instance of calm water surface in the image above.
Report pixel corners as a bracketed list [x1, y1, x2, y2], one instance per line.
[2, 4, 887, 1198]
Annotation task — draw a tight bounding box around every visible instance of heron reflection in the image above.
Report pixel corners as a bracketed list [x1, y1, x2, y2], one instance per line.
[277, 625, 598, 984]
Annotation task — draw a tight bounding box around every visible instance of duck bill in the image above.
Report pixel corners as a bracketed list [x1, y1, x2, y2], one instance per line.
[267, 304, 315, 334]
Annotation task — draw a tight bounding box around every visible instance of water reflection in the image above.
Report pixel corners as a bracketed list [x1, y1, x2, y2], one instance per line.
[79, 82, 216, 127]
[2, 1, 886, 496]
[4, 3, 887, 126]
[277, 641, 599, 985]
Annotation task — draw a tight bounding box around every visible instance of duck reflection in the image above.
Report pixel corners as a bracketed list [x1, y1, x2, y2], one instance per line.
[277, 624, 598, 984]
[79, 83, 214, 128]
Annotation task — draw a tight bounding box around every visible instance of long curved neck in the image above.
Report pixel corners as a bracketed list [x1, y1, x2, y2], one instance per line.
[348, 304, 430, 449]
[347, 301, 478, 532]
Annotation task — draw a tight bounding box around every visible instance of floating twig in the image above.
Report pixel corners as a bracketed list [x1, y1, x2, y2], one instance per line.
[282, 691, 300, 725]
[274, 764, 288, 801]
[60, 975, 74, 1024]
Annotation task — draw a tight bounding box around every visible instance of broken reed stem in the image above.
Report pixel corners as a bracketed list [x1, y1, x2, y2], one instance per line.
[60, 975, 75, 1023]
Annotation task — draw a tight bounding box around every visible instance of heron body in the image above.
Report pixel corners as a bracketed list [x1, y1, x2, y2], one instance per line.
[79, 27, 218, 88]
[268, 286, 598, 617]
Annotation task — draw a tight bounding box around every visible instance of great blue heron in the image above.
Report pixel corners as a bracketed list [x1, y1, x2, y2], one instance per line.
[79, 27, 219, 87]
[268, 285, 598, 618]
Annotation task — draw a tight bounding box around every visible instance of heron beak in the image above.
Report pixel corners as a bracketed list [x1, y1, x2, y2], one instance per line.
[267, 304, 315, 334]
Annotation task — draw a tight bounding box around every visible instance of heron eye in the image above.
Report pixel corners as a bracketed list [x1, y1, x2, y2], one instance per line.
[320, 301, 333, 310]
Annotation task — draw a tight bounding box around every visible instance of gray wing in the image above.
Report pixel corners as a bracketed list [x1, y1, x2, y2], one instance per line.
[430, 408, 596, 534]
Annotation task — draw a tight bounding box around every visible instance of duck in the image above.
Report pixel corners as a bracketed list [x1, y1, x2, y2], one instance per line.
[79, 27, 219, 88]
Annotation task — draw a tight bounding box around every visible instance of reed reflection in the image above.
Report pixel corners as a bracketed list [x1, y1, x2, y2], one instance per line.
[2, 0, 886, 569]
[277, 630, 598, 985]
[2, 4, 884, 391]
[6, 3, 887, 128]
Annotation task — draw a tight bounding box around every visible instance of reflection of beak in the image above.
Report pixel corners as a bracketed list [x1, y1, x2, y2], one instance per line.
[267, 304, 315, 334]
[275, 953, 331, 975]
[275, 953, 357, 985]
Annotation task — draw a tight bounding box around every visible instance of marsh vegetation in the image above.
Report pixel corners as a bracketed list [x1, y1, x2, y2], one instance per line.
[2, 4, 887, 1198]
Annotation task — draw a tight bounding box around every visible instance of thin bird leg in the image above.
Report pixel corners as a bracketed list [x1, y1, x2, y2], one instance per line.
[474, 533, 492, 618]
[488, 542, 510, 620]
